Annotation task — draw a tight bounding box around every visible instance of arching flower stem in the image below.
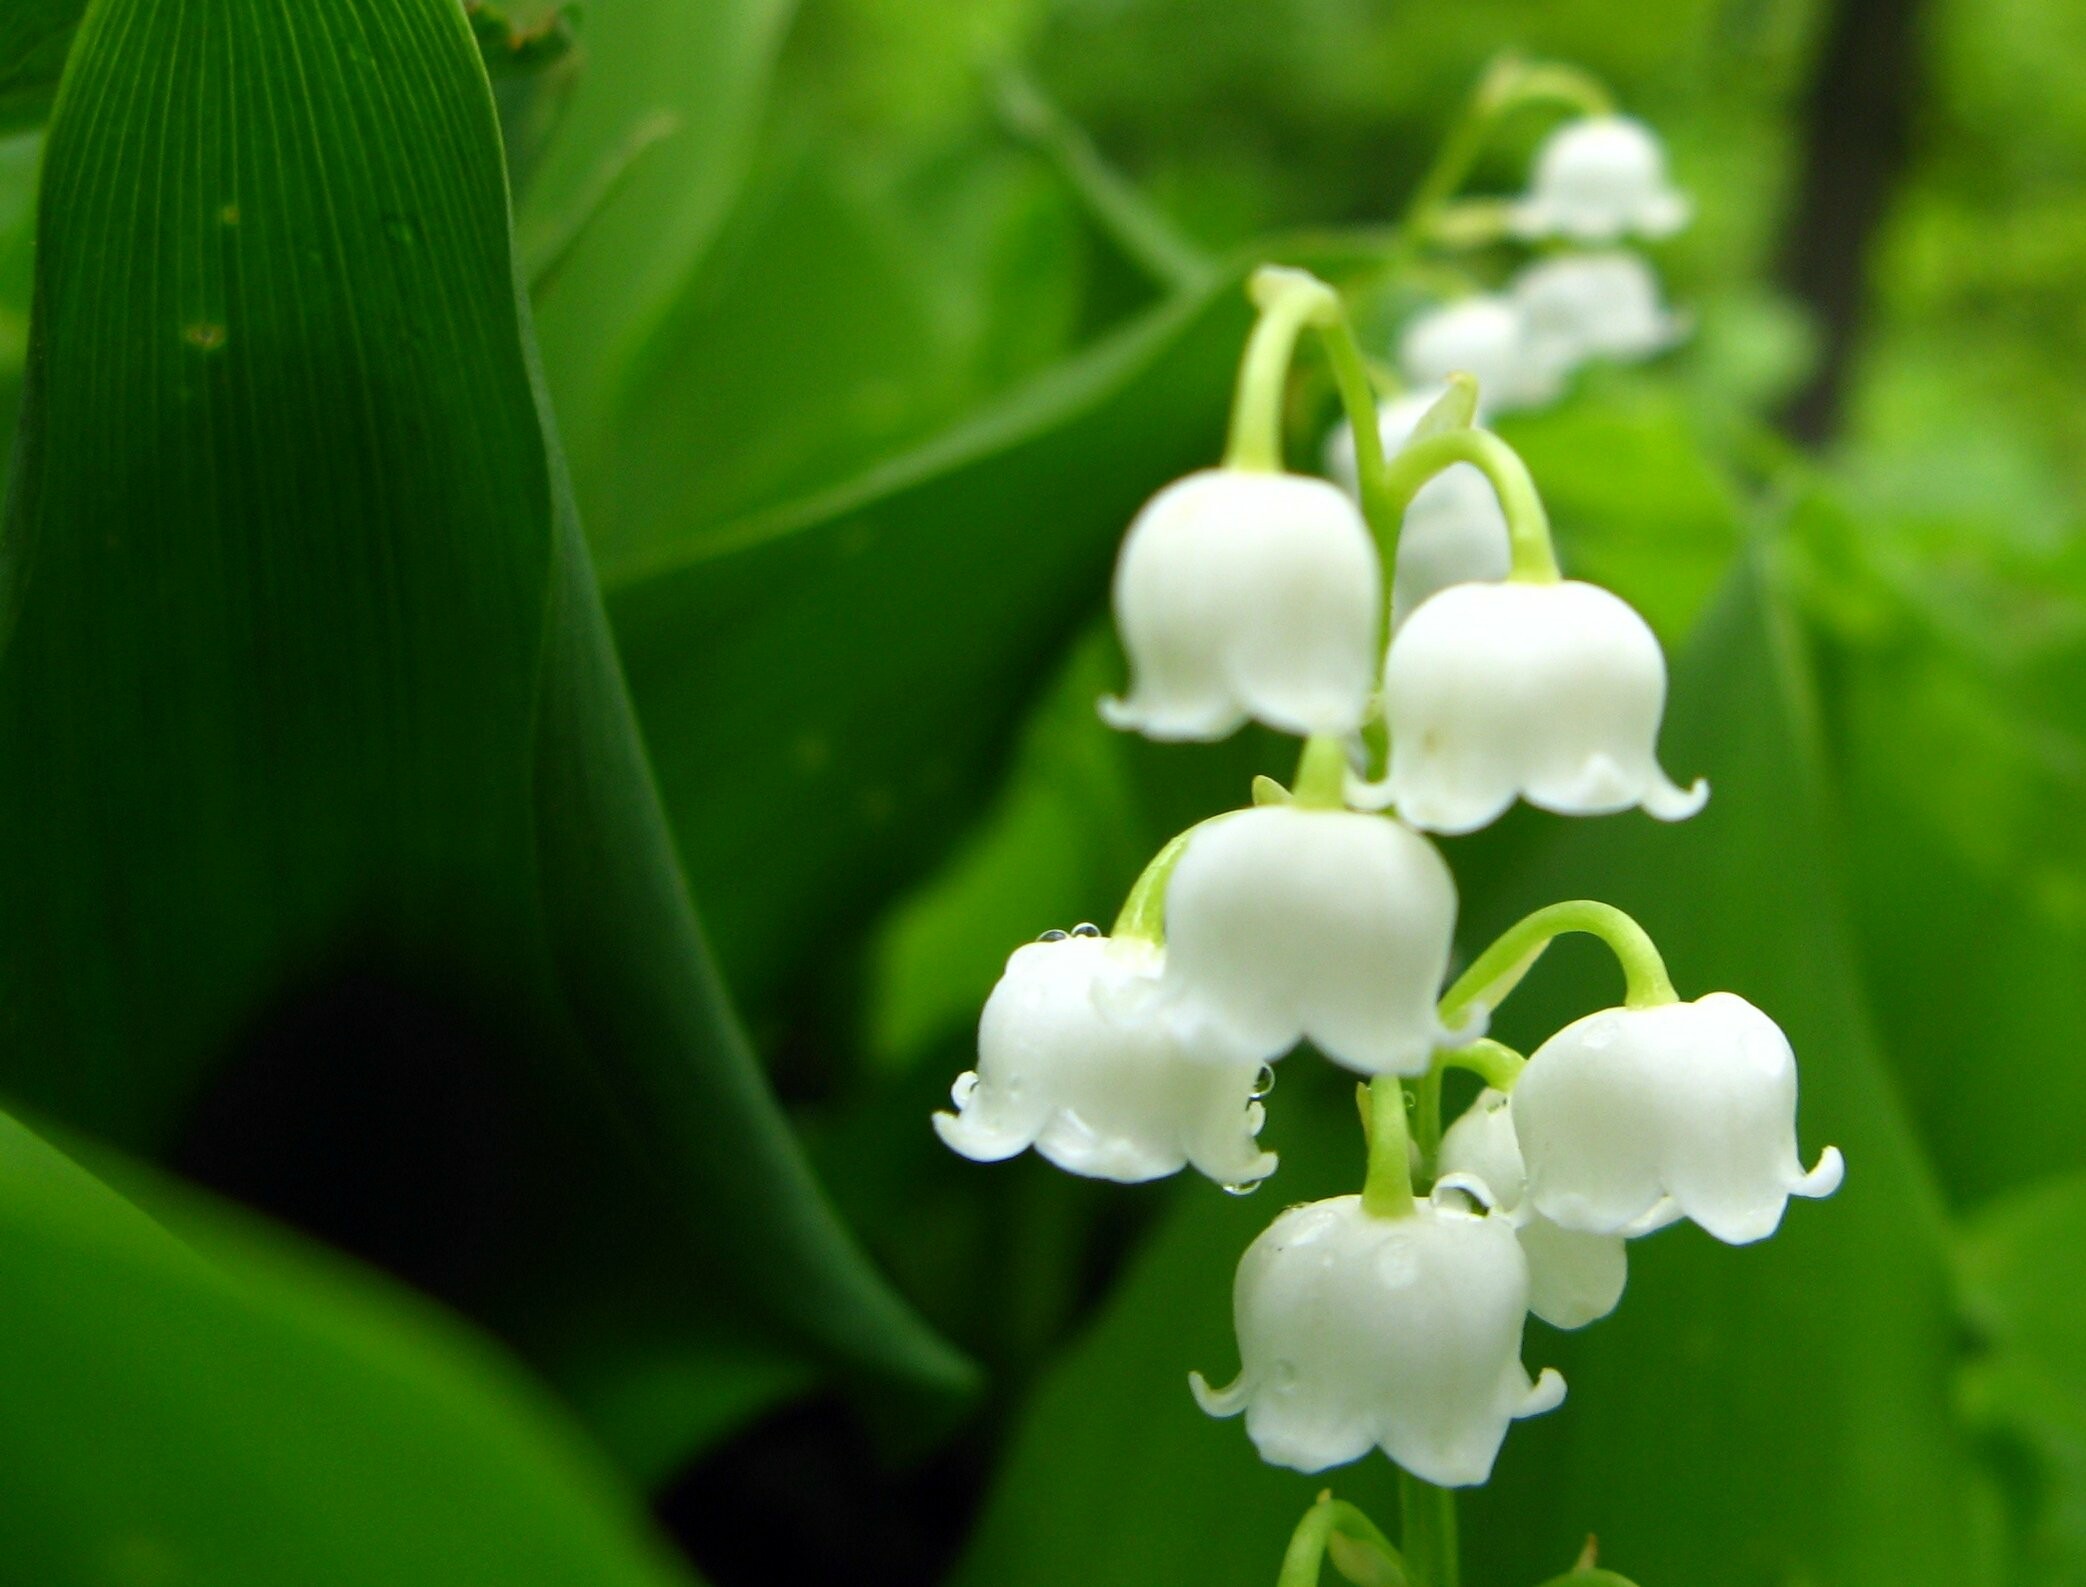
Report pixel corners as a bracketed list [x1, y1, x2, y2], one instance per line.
[1360, 1076, 1417, 1220]
[1440, 900, 1676, 1030]
[1378, 428, 1560, 583]
[1406, 55, 1616, 242]
[1110, 818, 1217, 945]
[1225, 268, 1344, 473]
[1437, 1037, 1528, 1093]
[1274, 1492, 1407, 1587]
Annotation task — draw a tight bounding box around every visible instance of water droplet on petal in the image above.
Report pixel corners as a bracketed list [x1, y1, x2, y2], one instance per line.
[1070, 922, 1102, 938]
[1037, 928, 1070, 942]
[1250, 1064, 1277, 1099]
[1222, 1179, 1262, 1197]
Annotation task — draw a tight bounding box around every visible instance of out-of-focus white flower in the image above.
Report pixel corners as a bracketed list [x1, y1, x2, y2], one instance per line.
[1323, 392, 1511, 628]
[1511, 251, 1685, 380]
[1398, 298, 1560, 416]
[1511, 993, 1845, 1244]
[1511, 115, 1690, 243]
[1154, 805, 1467, 1075]
[1439, 1088, 1626, 1329]
[1191, 1192, 1565, 1484]
[1101, 469, 1380, 742]
[1377, 579, 1707, 834]
[934, 931, 1276, 1186]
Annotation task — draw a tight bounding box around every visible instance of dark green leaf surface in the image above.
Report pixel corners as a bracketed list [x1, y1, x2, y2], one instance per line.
[0, 1106, 696, 1587]
[0, 0, 962, 1468]
[0, 0, 78, 131]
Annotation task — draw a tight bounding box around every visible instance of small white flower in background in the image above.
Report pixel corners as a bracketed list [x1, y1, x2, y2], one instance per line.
[1101, 469, 1381, 742]
[1511, 251, 1685, 381]
[1155, 805, 1468, 1075]
[934, 930, 1276, 1187]
[1398, 297, 1560, 416]
[1323, 391, 1511, 628]
[1191, 1192, 1565, 1484]
[1438, 1089, 1626, 1329]
[1377, 579, 1708, 834]
[1511, 115, 1690, 243]
[1511, 992, 1845, 1244]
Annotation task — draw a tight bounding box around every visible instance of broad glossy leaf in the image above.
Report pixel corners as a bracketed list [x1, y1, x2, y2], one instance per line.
[0, 1106, 696, 1586]
[0, 0, 962, 1474]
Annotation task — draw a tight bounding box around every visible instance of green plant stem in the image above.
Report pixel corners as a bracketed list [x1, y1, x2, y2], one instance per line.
[1224, 267, 1342, 472]
[1110, 814, 1227, 944]
[1360, 1076, 1416, 1218]
[1407, 1066, 1444, 1184]
[1309, 298, 1401, 564]
[1435, 1037, 1527, 1093]
[1398, 1471, 1460, 1587]
[1275, 1493, 1407, 1587]
[1378, 429, 1559, 582]
[1292, 735, 1348, 808]
[1439, 900, 1676, 1029]
[1403, 56, 1613, 241]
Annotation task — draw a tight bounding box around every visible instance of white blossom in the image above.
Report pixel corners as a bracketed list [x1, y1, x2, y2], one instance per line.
[1511, 115, 1690, 243]
[1191, 1192, 1565, 1484]
[1398, 297, 1560, 416]
[1101, 469, 1380, 742]
[1153, 805, 1468, 1075]
[1511, 993, 1845, 1245]
[1323, 392, 1511, 628]
[1439, 1088, 1626, 1329]
[1377, 579, 1707, 834]
[934, 932, 1275, 1186]
[1511, 251, 1684, 381]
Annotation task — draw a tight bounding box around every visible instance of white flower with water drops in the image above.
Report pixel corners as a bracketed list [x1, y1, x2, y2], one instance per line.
[1100, 469, 1380, 743]
[1511, 115, 1690, 243]
[1511, 992, 1845, 1244]
[1377, 578, 1708, 834]
[1190, 1192, 1565, 1485]
[934, 928, 1276, 1187]
[1398, 297, 1560, 416]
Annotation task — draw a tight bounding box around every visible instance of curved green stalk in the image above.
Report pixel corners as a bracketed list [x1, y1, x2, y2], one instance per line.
[1378, 429, 1559, 582]
[1224, 267, 1342, 472]
[1275, 1493, 1408, 1587]
[1440, 901, 1676, 1028]
[1436, 1038, 1527, 1093]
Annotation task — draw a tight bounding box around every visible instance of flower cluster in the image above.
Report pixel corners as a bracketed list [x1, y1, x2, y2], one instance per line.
[933, 86, 1840, 1496]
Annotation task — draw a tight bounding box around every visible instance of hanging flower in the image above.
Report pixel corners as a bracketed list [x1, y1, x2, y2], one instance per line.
[1154, 805, 1468, 1075]
[1511, 993, 1845, 1244]
[1398, 297, 1561, 416]
[1378, 579, 1708, 834]
[1510, 251, 1685, 381]
[1510, 115, 1690, 243]
[1323, 391, 1511, 628]
[934, 930, 1276, 1187]
[1191, 1192, 1565, 1484]
[1100, 469, 1381, 743]
[1439, 1088, 1626, 1329]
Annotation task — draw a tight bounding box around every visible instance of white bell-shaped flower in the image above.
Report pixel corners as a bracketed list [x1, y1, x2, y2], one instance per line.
[1101, 469, 1380, 742]
[1323, 392, 1511, 629]
[1379, 579, 1708, 834]
[1191, 1192, 1565, 1484]
[934, 931, 1275, 1186]
[1153, 805, 1467, 1075]
[1511, 251, 1684, 380]
[1511, 992, 1845, 1245]
[1398, 298, 1560, 416]
[1511, 115, 1690, 243]
[1439, 1089, 1626, 1329]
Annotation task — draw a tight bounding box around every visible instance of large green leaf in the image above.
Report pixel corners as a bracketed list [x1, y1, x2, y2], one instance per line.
[0, 0, 77, 131]
[0, 0, 962, 1470]
[0, 1105, 696, 1586]
[948, 556, 1992, 1587]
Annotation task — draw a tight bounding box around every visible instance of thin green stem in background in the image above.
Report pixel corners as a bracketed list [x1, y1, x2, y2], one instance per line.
[1440, 900, 1677, 1029]
[1398, 1470, 1460, 1587]
[1224, 267, 1342, 472]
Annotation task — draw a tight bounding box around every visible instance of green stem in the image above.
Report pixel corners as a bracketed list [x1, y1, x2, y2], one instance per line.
[1225, 267, 1342, 472]
[1379, 430, 1558, 582]
[1110, 815, 1228, 945]
[1435, 1037, 1527, 1093]
[1404, 56, 1614, 243]
[1398, 1471, 1460, 1587]
[1292, 735, 1348, 808]
[1407, 1067, 1443, 1185]
[1360, 1076, 1416, 1219]
[1275, 1494, 1407, 1587]
[1311, 311, 1402, 568]
[1439, 900, 1676, 1029]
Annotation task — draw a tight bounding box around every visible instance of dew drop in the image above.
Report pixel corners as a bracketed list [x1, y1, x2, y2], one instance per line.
[1222, 1179, 1262, 1197]
[1070, 922, 1102, 938]
[1037, 928, 1070, 942]
[1250, 1064, 1277, 1099]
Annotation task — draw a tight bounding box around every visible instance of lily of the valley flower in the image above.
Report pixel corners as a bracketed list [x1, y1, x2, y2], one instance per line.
[1191, 1192, 1565, 1485]
[1379, 579, 1708, 834]
[1101, 469, 1381, 742]
[1398, 297, 1561, 416]
[1155, 805, 1467, 1074]
[1323, 391, 1511, 628]
[1511, 115, 1690, 243]
[1511, 992, 1845, 1244]
[1511, 251, 1684, 380]
[1439, 1088, 1626, 1329]
[934, 931, 1276, 1186]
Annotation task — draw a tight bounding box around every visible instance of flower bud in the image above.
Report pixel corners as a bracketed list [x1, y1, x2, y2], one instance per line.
[1101, 469, 1380, 742]
[934, 933, 1275, 1186]
[1323, 392, 1511, 629]
[1155, 805, 1467, 1075]
[1511, 993, 1845, 1245]
[1380, 579, 1708, 834]
[1439, 1088, 1626, 1329]
[1511, 115, 1690, 243]
[1398, 298, 1560, 416]
[1511, 251, 1684, 379]
[1191, 1192, 1565, 1484]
